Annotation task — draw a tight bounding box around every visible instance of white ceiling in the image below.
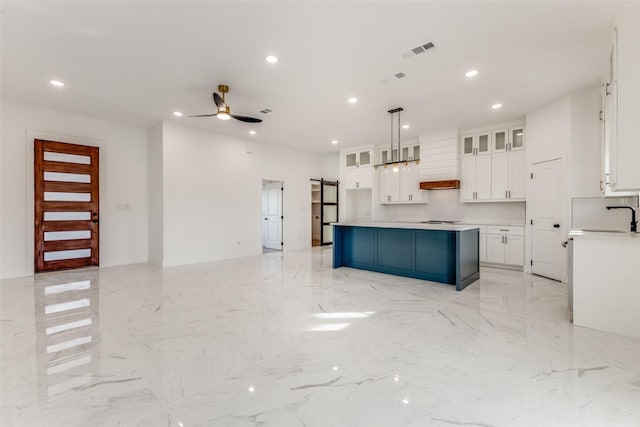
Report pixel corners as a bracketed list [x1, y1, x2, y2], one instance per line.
[2, 1, 637, 154]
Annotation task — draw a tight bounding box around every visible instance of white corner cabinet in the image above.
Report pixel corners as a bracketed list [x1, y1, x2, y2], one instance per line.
[460, 125, 526, 202]
[342, 147, 373, 190]
[377, 161, 426, 204]
[601, 17, 640, 193]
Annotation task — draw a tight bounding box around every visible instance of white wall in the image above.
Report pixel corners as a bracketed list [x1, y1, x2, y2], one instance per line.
[378, 190, 526, 224]
[0, 103, 149, 278]
[524, 85, 602, 278]
[148, 123, 163, 266]
[160, 121, 337, 267]
[526, 97, 571, 165]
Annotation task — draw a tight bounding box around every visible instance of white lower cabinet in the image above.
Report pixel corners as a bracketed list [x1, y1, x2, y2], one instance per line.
[485, 226, 524, 267]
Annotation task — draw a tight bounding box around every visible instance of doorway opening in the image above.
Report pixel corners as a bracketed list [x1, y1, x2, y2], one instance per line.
[262, 180, 283, 253]
[310, 178, 339, 247]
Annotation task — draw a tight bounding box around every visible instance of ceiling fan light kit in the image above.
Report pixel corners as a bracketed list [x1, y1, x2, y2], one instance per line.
[189, 84, 262, 123]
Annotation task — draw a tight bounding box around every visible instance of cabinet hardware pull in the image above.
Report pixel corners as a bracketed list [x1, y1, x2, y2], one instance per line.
[500, 229, 509, 232]
[605, 82, 611, 95]
[505, 236, 508, 244]
[505, 190, 508, 198]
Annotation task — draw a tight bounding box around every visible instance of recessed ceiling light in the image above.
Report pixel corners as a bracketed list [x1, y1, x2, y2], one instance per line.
[332, 140, 339, 145]
[50, 80, 64, 87]
[491, 103, 503, 110]
[348, 97, 358, 104]
[173, 111, 183, 117]
[265, 55, 278, 63]
[402, 124, 410, 129]
[249, 130, 256, 135]
[465, 70, 479, 78]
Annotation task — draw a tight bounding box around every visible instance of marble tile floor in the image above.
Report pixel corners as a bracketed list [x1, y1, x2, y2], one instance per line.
[2, 246, 640, 427]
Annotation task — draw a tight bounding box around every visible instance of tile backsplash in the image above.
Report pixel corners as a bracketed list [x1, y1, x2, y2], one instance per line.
[572, 195, 639, 231]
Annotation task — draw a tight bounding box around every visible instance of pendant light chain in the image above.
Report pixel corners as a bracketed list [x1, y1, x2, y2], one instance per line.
[397, 109, 401, 163]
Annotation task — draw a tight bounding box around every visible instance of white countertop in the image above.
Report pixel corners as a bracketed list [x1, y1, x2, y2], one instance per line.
[570, 229, 640, 240]
[333, 221, 480, 231]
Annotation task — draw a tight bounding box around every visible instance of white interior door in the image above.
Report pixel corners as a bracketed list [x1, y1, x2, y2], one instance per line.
[263, 182, 282, 250]
[531, 159, 564, 281]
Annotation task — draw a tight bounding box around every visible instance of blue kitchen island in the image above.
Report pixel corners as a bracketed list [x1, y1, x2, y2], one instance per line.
[333, 222, 480, 291]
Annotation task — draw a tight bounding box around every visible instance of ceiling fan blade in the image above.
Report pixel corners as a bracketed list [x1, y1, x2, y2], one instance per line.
[189, 114, 218, 117]
[213, 92, 226, 108]
[231, 114, 262, 123]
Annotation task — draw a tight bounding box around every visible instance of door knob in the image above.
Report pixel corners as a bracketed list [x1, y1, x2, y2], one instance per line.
[553, 224, 560, 228]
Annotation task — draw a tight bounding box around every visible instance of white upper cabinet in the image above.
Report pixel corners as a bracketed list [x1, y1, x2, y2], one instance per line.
[492, 129, 508, 153]
[381, 143, 419, 164]
[345, 149, 372, 169]
[491, 127, 526, 201]
[342, 146, 373, 189]
[605, 17, 640, 191]
[461, 125, 525, 202]
[461, 133, 490, 157]
[460, 151, 492, 202]
[510, 127, 525, 151]
[378, 162, 426, 204]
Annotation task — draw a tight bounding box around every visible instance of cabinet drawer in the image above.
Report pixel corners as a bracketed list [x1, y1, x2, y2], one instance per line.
[486, 226, 523, 236]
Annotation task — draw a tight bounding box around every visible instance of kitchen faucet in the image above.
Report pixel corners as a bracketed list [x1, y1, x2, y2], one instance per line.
[606, 206, 638, 232]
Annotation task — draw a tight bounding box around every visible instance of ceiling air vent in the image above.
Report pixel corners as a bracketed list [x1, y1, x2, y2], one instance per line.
[394, 72, 406, 79]
[403, 42, 435, 58]
[260, 108, 272, 114]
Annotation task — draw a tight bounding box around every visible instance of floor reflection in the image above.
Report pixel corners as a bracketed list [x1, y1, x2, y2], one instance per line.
[35, 275, 100, 402]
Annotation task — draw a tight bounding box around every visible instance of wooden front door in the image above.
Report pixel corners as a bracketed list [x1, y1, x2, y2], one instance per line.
[34, 139, 99, 272]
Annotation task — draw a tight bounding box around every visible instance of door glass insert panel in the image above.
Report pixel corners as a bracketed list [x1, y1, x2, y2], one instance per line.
[359, 150, 371, 166]
[44, 192, 91, 202]
[43, 152, 91, 164]
[44, 172, 91, 183]
[463, 136, 474, 154]
[346, 153, 357, 167]
[494, 131, 506, 151]
[381, 150, 389, 163]
[402, 147, 409, 161]
[323, 184, 337, 203]
[44, 212, 91, 221]
[44, 230, 91, 241]
[323, 205, 338, 223]
[478, 134, 490, 153]
[512, 129, 524, 149]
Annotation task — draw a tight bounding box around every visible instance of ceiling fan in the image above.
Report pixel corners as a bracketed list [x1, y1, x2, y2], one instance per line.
[190, 84, 262, 123]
